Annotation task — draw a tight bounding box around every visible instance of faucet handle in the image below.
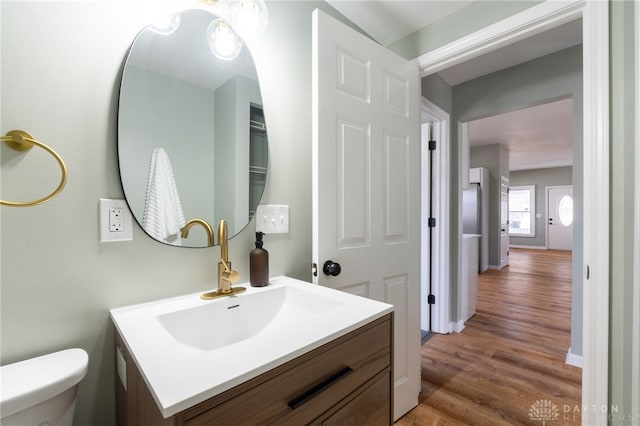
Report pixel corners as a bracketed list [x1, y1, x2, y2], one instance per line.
[219, 258, 240, 284]
[222, 269, 240, 284]
[220, 258, 232, 273]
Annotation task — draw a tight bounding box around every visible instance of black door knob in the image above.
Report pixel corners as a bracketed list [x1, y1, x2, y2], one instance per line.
[323, 260, 342, 277]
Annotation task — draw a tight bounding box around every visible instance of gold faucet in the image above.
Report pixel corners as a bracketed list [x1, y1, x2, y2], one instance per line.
[181, 218, 214, 246]
[201, 219, 246, 300]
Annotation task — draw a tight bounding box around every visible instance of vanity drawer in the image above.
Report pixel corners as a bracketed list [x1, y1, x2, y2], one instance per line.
[320, 370, 391, 426]
[180, 314, 392, 426]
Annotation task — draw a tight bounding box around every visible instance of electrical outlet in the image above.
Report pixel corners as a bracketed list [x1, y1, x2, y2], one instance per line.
[110, 208, 124, 232]
[99, 199, 133, 242]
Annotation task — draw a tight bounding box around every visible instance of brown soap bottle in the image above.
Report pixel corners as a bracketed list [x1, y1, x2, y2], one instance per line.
[250, 232, 269, 287]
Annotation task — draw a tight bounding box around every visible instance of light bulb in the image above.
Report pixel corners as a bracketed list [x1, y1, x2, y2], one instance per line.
[206, 19, 243, 61]
[228, 0, 268, 38]
[150, 14, 180, 35]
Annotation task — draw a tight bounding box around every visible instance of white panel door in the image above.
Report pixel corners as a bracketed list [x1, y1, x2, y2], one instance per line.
[547, 186, 573, 250]
[312, 9, 420, 420]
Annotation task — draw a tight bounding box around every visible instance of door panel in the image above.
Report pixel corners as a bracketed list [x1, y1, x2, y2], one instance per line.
[312, 9, 420, 420]
[337, 119, 369, 249]
[384, 133, 409, 243]
[385, 274, 409, 388]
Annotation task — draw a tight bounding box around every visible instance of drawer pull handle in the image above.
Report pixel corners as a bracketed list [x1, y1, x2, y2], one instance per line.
[287, 366, 353, 410]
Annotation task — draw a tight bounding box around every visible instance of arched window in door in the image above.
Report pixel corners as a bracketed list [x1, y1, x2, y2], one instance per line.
[558, 195, 574, 226]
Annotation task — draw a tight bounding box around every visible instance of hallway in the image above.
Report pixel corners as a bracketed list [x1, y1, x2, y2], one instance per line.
[397, 248, 581, 425]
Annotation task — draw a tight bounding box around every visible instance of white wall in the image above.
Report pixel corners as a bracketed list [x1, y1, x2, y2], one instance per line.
[0, 1, 352, 423]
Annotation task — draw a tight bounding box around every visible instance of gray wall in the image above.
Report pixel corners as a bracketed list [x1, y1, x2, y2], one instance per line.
[609, 1, 638, 421]
[214, 75, 262, 233]
[470, 144, 509, 268]
[509, 166, 573, 248]
[0, 2, 358, 424]
[421, 73, 452, 114]
[119, 66, 216, 246]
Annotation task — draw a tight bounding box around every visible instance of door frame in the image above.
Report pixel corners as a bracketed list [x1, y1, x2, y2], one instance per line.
[633, 1, 640, 415]
[420, 98, 450, 334]
[416, 0, 609, 421]
[546, 185, 574, 251]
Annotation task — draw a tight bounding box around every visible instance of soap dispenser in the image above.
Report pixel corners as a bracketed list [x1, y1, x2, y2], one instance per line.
[250, 232, 269, 287]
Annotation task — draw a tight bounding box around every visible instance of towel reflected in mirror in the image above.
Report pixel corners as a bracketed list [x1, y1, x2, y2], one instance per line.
[142, 147, 186, 245]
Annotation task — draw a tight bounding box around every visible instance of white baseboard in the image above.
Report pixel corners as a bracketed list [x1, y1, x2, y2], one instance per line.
[566, 348, 583, 368]
[454, 320, 465, 333]
[509, 244, 547, 250]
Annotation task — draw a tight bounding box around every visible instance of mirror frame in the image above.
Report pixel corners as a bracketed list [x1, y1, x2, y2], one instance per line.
[117, 9, 268, 248]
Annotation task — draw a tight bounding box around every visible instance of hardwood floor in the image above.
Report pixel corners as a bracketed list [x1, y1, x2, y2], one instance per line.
[396, 248, 582, 425]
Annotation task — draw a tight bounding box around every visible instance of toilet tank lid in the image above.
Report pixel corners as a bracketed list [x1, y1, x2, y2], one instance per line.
[0, 348, 88, 418]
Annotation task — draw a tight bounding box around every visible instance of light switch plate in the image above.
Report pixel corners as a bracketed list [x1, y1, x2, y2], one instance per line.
[256, 204, 289, 234]
[99, 199, 133, 242]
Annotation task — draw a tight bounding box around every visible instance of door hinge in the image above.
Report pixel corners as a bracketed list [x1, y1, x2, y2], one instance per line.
[427, 294, 435, 304]
[428, 218, 436, 227]
[428, 140, 436, 151]
[312, 262, 318, 277]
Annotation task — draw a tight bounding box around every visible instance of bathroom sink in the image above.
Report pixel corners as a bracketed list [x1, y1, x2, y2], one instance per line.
[110, 276, 392, 418]
[157, 284, 343, 351]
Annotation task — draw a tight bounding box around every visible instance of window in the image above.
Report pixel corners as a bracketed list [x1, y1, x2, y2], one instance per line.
[509, 185, 535, 237]
[558, 195, 574, 226]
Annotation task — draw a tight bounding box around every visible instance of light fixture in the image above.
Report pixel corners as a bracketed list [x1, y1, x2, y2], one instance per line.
[228, 0, 268, 38]
[206, 18, 243, 60]
[149, 14, 181, 35]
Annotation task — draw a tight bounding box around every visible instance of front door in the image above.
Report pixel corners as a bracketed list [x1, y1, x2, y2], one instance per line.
[312, 9, 420, 420]
[547, 185, 573, 250]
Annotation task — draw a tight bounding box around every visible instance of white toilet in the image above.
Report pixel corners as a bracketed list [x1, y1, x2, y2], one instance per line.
[1, 348, 88, 426]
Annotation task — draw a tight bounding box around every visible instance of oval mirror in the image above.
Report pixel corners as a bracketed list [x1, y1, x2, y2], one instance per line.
[118, 9, 268, 247]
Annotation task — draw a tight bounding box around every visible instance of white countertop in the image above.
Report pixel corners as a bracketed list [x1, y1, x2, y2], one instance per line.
[110, 276, 393, 418]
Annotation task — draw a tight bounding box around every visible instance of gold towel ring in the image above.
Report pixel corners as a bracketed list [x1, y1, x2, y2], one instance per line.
[0, 130, 68, 207]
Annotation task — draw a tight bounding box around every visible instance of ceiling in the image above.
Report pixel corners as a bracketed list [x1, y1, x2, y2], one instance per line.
[437, 19, 582, 86]
[468, 98, 573, 171]
[325, 1, 582, 171]
[325, 0, 474, 46]
[128, 9, 258, 91]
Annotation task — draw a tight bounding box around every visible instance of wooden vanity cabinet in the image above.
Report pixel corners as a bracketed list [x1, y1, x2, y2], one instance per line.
[115, 313, 393, 426]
